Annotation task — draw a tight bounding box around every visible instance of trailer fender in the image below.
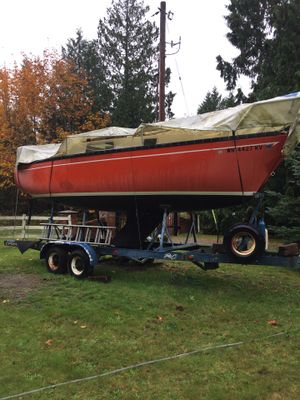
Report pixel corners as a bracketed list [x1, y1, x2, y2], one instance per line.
[40, 242, 98, 267]
[71, 243, 99, 267]
[40, 242, 66, 260]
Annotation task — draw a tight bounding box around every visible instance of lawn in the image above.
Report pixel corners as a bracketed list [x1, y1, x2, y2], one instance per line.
[0, 242, 299, 400]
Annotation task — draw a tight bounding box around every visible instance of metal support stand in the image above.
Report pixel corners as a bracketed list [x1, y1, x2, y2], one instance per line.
[185, 213, 198, 244]
[47, 201, 55, 239]
[249, 193, 264, 225]
[158, 208, 173, 251]
[81, 210, 88, 241]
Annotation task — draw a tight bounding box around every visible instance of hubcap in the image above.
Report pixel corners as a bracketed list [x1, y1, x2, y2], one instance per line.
[70, 256, 85, 276]
[231, 231, 256, 257]
[48, 253, 59, 271]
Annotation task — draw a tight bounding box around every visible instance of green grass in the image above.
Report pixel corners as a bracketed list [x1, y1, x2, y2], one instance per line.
[0, 242, 300, 399]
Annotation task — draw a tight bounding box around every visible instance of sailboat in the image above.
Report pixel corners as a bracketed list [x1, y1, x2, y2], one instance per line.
[14, 92, 300, 246]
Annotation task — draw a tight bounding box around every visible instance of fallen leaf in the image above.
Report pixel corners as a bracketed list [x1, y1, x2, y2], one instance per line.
[45, 339, 53, 346]
[80, 325, 87, 329]
[73, 320, 78, 324]
[267, 320, 278, 326]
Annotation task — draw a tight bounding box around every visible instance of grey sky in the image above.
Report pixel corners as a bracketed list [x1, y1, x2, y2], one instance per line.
[0, 0, 246, 117]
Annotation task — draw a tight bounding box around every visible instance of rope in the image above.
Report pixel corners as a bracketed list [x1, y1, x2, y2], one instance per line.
[48, 160, 54, 199]
[232, 130, 245, 196]
[0, 330, 290, 400]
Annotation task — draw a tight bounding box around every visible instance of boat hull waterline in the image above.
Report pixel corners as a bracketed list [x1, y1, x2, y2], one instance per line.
[15, 131, 287, 211]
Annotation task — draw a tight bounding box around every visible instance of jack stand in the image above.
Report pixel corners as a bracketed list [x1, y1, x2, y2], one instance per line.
[185, 213, 198, 244]
[249, 193, 265, 225]
[158, 208, 173, 251]
[46, 201, 56, 240]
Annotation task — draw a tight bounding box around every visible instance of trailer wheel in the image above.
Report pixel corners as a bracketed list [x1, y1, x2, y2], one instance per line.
[45, 246, 68, 274]
[68, 249, 93, 279]
[223, 224, 265, 262]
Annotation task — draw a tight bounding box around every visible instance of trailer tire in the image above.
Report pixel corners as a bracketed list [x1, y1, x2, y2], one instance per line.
[223, 224, 265, 262]
[45, 246, 68, 274]
[68, 249, 93, 279]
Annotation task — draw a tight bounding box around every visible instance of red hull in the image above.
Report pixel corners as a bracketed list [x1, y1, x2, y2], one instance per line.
[15, 132, 287, 211]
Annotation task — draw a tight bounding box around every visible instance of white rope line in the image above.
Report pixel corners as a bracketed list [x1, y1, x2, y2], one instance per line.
[0, 331, 287, 400]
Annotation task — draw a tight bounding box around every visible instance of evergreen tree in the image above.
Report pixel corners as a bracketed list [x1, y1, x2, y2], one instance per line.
[62, 30, 112, 113]
[165, 67, 175, 119]
[197, 87, 222, 114]
[216, 0, 300, 99]
[267, 150, 300, 240]
[197, 87, 246, 114]
[217, 0, 300, 240]
[97, 0, 159, 127]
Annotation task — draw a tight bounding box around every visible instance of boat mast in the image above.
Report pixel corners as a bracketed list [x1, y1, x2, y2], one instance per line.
[159, 1, 166, 122]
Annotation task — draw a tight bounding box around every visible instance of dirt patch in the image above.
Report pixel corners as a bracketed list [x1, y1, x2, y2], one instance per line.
[0, 273, 46, 301]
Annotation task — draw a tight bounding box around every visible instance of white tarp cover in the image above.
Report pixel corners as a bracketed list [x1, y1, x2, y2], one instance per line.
[16, 143, 61, 165]
[16, 127, 136, 164]
[75, 126, 136, 137]
[16, 92, 300, 164]
[139, 92, 300, 154]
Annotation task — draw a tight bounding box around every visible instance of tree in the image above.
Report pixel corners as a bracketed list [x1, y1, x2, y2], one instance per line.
[62, 1, 175, 125]
[40, 55, 93, 142]
[165, 67, 175, 119]
[62, 30, 112, 114]
[0, 53, 110, 190]
[216, 0, 300, 240]
[0, 72, 14, 190]
[0, 59, 48, 189]
[266, 149, 300, 240]
[97, 0, 159, 127]
[197, 87, 246, 114]
[216, 0, 300, 99]
[197, 87, 222, 114]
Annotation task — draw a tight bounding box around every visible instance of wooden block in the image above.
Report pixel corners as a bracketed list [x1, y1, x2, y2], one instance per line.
[278, 243, 300, 257]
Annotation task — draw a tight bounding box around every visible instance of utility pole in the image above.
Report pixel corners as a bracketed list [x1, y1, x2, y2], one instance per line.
[158, 1, 179, 235]
[159, 1, 166, 122]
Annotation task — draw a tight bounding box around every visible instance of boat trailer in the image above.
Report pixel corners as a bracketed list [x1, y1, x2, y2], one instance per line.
[4, 208, 300, 279]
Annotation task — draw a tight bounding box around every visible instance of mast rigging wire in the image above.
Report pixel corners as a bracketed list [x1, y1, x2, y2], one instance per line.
[166, 20, 190, 116]
[174, 58, 190, 116]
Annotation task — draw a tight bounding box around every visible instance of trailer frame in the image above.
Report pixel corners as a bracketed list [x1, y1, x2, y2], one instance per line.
[3, 207, 300, 278]
[4, 235, 300, 278]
